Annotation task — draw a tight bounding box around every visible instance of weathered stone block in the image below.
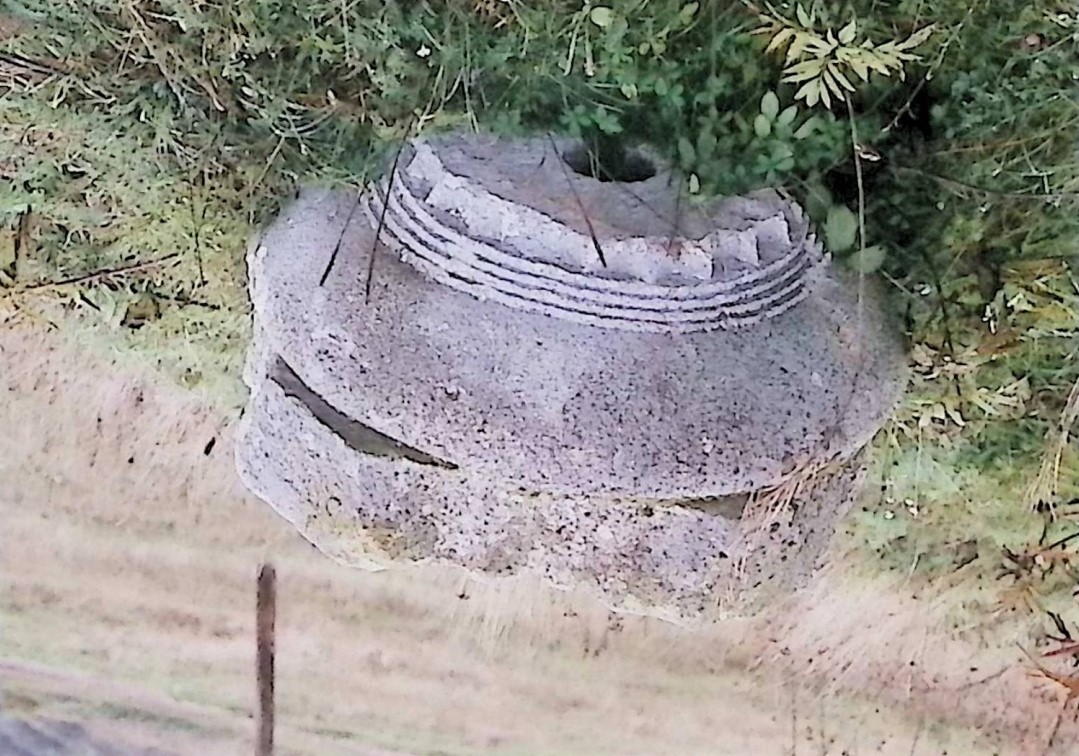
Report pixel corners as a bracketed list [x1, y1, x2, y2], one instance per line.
[236, 134, 906, 621]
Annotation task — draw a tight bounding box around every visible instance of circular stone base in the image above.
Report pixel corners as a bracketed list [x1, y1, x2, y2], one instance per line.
[235, 182, 906, 622]
[237, 367, 866, 621]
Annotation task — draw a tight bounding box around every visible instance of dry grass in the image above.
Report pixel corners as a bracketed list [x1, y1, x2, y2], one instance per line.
[1, 323, 1076, 754]
[1027, 376, 1079, 514]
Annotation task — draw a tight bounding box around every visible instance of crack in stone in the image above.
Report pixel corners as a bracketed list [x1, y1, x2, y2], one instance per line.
[674, 493, 749, 520]
[270, 355, 747, 517]
[270, 356, 458, 470]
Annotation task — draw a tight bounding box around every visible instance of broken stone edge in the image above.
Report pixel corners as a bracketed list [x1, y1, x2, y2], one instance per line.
[235, 354, 869, 622]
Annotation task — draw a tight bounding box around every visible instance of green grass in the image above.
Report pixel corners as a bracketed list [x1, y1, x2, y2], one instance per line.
[1, 1, 1077, 629]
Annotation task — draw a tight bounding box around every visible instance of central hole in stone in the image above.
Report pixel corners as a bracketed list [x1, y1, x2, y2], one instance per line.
[562, 137, 656, 183]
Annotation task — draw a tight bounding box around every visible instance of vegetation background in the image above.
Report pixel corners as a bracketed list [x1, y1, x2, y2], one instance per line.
[1, 0, 1077, 690]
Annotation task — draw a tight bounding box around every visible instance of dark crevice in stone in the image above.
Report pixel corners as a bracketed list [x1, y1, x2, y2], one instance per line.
[270, 356, 458, 469]
[271, 354, 749, 516]
[673, 493, 749, 520]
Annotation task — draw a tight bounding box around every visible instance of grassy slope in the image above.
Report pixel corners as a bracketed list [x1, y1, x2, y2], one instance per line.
[0, 1, 1077, 641]
[0, 325, 1042, 755]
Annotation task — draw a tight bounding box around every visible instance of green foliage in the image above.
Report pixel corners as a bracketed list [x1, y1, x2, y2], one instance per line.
[862, 0, 1079, 471]
[823, 204, 858, 253]
[751, 3, 935, 109]
[846, 244, 885, 274]
[482, 1, 852, 195]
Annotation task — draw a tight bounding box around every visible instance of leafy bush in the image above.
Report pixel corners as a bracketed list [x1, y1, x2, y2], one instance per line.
[495, 1, 853, 195]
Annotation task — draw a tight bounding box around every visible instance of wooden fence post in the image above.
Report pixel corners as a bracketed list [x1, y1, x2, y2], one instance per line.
[256, 563, 277, 756]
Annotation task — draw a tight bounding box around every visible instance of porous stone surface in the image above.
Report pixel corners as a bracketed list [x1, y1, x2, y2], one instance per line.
[236, 134, 907, 620]
[363, 135, 823, 332]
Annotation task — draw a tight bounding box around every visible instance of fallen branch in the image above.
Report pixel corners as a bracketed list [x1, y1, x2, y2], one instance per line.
[12, 253, 180, 293]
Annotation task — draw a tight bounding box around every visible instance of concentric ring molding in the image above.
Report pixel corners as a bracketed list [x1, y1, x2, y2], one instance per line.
[246, 181, 905, 499]
[360, 135, 825, 333]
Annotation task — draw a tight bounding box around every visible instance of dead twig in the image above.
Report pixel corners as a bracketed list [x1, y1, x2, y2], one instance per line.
[1018, 643, 1079, 753]
[318, 190, 363, 287]
[10, 253, 180, 293]
[546, 132, 607, 268]
[0, 52, 65, 87]
[1026, 376, 1079, 514]
[364, 114, 417, 303]
[890, 165, 1079, 203]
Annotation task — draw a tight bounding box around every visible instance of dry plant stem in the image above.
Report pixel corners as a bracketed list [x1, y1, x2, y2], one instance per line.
[252, 136, 286, 199]
[666, 178, 684, 256]
[1026, 376, 1079, 514]
[1017, 644, 1079, 754]
[546, 132, 607, 267]
[190, 191, 207, 288]
[845, 95, 867, 326]
[365, 114, 418, 302]
[890, 166, 1079, 202]
[12, 253, 181, 293]
[318, 190, 364, 288]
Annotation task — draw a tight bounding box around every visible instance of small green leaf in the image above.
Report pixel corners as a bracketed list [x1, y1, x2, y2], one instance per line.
[847, 244, 886, 273]
[679, 2, 699, 21]
[804, 181, 833, 222]
[786, 33, 810, 63]
[783, 58, 826, 83]
[760, 91, 779, 121]
[838, 18, 857, 44]
[829, 64, 857, 92]
[753, 113, 772, 138]
[677, 136, 695, 166]
[796, 3, 812, 28]
[688, 173, 701, 194]
[795, 79, 821, 107]
[824, 204, 858, 252]
[765, 27, 795, 55]
[589, 6, 614, 27]
[776, 105, 798, 128]
[900, 24, 935, 50]
[819, 79, 833, 109]
[848, 56, 871, 81]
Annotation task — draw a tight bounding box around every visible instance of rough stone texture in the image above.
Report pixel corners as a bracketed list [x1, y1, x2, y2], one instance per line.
[236, 134, 907, 620]
[363, 135, 824, 332]
[241, 193, 899, 500]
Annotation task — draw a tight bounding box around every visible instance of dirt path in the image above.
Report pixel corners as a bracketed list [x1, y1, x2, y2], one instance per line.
[0, 324, 1073, 755]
